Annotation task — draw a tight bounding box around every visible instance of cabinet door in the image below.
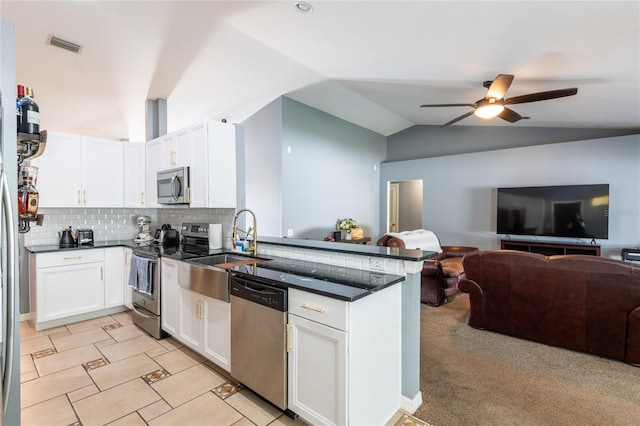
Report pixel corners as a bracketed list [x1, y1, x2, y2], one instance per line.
[288, 314, 347, 426]
[36, 262, 105, 323]
[123, 248, 133, 309]
[31, 131, 82, 207]
[161, 134, 176, 168]
[104, 247, 125, 308]
[174, 129, 191, 167]
[202, 296, 230, 371]
[189, 124, 208, 207]
[145, 139, 162, 208]
[207, 121, 237, 208]
[81, 136, 124, 207]
[161, 257, 179, 335]
[179, 289, 203, 351]
[123, 143, 146, 207]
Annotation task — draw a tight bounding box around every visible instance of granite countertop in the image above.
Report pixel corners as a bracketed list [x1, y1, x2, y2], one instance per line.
[26, 238, 409, 302]
[258, 236, 436, 262]
[25, 240, 139, 253]
[227, 257, 405, 302]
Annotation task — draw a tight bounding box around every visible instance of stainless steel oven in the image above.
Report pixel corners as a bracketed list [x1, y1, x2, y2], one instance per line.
[130, 249, 167, 339]
[157, 166, 190, 204]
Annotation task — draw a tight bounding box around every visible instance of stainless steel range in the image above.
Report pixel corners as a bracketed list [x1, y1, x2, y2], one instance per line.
[129, 223, 212, 339]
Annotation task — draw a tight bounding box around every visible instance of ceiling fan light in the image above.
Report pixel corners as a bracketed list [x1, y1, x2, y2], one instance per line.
[474, 103, 504, 119]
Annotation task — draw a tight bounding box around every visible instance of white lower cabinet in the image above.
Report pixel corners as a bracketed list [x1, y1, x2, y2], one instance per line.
[160, 257, 179, 335]
[288, 313, 347, 425]
[165, 257, 230, 371]
[105, 247, 125, 308]
[287, 285, 402, 425]
[123, 248, 133, 309]
[29, 248, 129, 330]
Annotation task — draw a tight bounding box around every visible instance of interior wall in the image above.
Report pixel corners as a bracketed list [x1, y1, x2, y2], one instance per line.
[395, 180, 423, 231]
[280, 98, 386, 240]
[379, 135, 640, 258]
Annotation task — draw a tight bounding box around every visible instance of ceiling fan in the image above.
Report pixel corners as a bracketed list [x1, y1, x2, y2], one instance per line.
[420, 74, 578, 126]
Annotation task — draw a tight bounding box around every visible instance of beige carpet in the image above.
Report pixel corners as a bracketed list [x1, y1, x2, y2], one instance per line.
[414, 294, 640, 426]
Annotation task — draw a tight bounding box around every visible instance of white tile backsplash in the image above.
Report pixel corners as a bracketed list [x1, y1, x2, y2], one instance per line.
[22, 207, 236, 248]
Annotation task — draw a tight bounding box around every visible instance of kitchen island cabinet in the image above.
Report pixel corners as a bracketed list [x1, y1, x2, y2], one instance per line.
[287, 285, 401, 426]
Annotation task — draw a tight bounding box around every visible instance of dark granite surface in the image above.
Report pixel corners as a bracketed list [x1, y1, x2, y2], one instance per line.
[258, 236, 435, 261]
[26, 238, 408, 302]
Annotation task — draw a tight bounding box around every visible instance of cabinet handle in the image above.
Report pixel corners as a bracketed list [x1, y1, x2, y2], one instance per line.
[301, 304, 325, 314]
[170, 151, 176, 165]
[286, 323, 292, 352]
[141, 192, 144, 205]
[83, 190, 87, 204]
[100, 266, 103, 280]
[77, 190, 81, 205]
[63, 256, 82, 261]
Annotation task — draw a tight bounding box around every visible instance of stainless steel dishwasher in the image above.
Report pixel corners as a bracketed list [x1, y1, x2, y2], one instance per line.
[230, 274, 287, 410]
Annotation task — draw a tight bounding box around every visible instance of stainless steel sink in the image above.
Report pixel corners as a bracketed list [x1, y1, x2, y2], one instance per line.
[178, 254, 262, 302]
[187, 254, 252, 267]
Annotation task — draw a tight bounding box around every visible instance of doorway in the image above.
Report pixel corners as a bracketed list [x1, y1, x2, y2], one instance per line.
[387, 180, 423, 233]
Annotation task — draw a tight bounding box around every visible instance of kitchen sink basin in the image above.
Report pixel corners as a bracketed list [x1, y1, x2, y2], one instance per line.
[188, 254, 256, 267]
[178, 254, 265, 302]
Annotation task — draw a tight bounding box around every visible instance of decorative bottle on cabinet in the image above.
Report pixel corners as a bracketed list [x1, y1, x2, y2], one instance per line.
[17, 86, 40, 134]
[18, 166, 39, 218]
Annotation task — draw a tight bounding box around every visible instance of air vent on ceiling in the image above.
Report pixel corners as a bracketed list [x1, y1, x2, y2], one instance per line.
[46, 35, 82, 54]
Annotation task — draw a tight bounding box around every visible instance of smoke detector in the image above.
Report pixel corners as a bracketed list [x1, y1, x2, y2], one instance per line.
[46, 35, 83, 54]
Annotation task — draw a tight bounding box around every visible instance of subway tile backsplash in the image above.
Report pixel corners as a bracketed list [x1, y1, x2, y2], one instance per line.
[23, 207, 236, 247]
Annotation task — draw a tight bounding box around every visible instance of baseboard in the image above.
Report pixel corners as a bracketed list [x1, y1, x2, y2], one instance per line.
[20, 312, 33, 322]
[400, 390, 423, 414]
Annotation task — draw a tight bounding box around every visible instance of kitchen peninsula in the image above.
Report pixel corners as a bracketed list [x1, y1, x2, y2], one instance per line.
[27, 236, 433, 425]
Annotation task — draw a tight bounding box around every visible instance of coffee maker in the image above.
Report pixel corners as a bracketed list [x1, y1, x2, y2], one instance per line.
[134, 215, 153, 242]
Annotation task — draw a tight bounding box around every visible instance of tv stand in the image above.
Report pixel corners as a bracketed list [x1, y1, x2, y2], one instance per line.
[500, 240, 601, 256]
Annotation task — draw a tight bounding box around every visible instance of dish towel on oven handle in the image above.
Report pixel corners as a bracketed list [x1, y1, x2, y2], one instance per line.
[128, 255, 152, 296]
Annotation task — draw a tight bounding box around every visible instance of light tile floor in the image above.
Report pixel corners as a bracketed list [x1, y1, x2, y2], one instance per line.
[20, 311, 428, 426]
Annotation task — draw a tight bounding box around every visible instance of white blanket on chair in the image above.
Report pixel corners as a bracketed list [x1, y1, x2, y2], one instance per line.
[386, 229, 443, 252]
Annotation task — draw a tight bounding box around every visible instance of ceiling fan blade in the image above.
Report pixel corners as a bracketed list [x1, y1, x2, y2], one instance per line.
[498, 107, 522, 123]
[420, 103, 475, 108]
[505, 88, 578, 105]
[441, 111, 475, 126]
[486, 74, 514, 100]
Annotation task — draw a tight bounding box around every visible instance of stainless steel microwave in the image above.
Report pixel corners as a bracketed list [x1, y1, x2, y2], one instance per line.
[157, 167, 190, 204]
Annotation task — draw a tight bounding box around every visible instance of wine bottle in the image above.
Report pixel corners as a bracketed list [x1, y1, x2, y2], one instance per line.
[18, 166, 39, 218]
[16, 84, 25, 132]
[18, 86, 40, 134]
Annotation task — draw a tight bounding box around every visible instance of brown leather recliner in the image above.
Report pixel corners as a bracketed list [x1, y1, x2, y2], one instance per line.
[377, 232, 479, 306]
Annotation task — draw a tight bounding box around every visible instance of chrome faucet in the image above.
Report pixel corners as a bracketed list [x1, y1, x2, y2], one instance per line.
[232, 208, 258, 256]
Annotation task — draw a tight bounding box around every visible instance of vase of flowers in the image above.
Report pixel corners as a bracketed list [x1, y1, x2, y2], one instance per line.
[336, 217, 358, 240]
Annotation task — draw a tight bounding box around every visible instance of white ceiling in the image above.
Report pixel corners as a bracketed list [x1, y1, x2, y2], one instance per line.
[2, 1, 639, 141]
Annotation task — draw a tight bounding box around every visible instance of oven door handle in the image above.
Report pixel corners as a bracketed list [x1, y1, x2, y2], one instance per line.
[131, 304, 157, 319]
[132, 254, 159, 264]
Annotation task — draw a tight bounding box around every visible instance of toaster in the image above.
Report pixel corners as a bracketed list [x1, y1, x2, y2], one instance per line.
[77, 229, 94, 246]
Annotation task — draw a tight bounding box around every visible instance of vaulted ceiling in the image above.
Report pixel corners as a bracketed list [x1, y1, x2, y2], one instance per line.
[2, 1, 639, 141]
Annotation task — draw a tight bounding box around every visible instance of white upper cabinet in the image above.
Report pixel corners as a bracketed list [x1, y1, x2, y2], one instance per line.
[145, 138, 162, 208]
[81, 136, 124, 207]
[123, 142, 146, 207]
[146, 120, 236, 208]
[33, 132, 123, 208]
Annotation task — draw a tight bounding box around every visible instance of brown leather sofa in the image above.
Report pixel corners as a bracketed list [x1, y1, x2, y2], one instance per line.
[376, 231, 479, 306]
[458, 250, 640, 366]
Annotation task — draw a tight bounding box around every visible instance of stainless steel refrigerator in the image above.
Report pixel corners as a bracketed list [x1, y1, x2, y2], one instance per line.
[0, 18, 21, 426]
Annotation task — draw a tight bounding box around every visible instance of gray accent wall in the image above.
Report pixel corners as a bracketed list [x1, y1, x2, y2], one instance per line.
[387, 125, 640, 162]
[242, 97, 387, 241]
[380, 134, 640, 258]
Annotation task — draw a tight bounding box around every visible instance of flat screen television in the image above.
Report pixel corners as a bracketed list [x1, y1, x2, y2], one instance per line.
[496, 184, 609, 239]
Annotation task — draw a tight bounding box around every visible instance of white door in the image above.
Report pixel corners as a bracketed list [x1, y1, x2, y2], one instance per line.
[202, 296, 230, 371]
[82, 136, 124, 207]
[389, 182, 399, 233]
[160, 258, 179, 335]
[189, 124, 208, 207]
[145, 139, 162, 208]
[104, 247, 124, 308]
[179, 289, 203, 351]
[123, 143, 146, 207]
[288, 314, 347, 426]
[31, 131, 82, 207]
